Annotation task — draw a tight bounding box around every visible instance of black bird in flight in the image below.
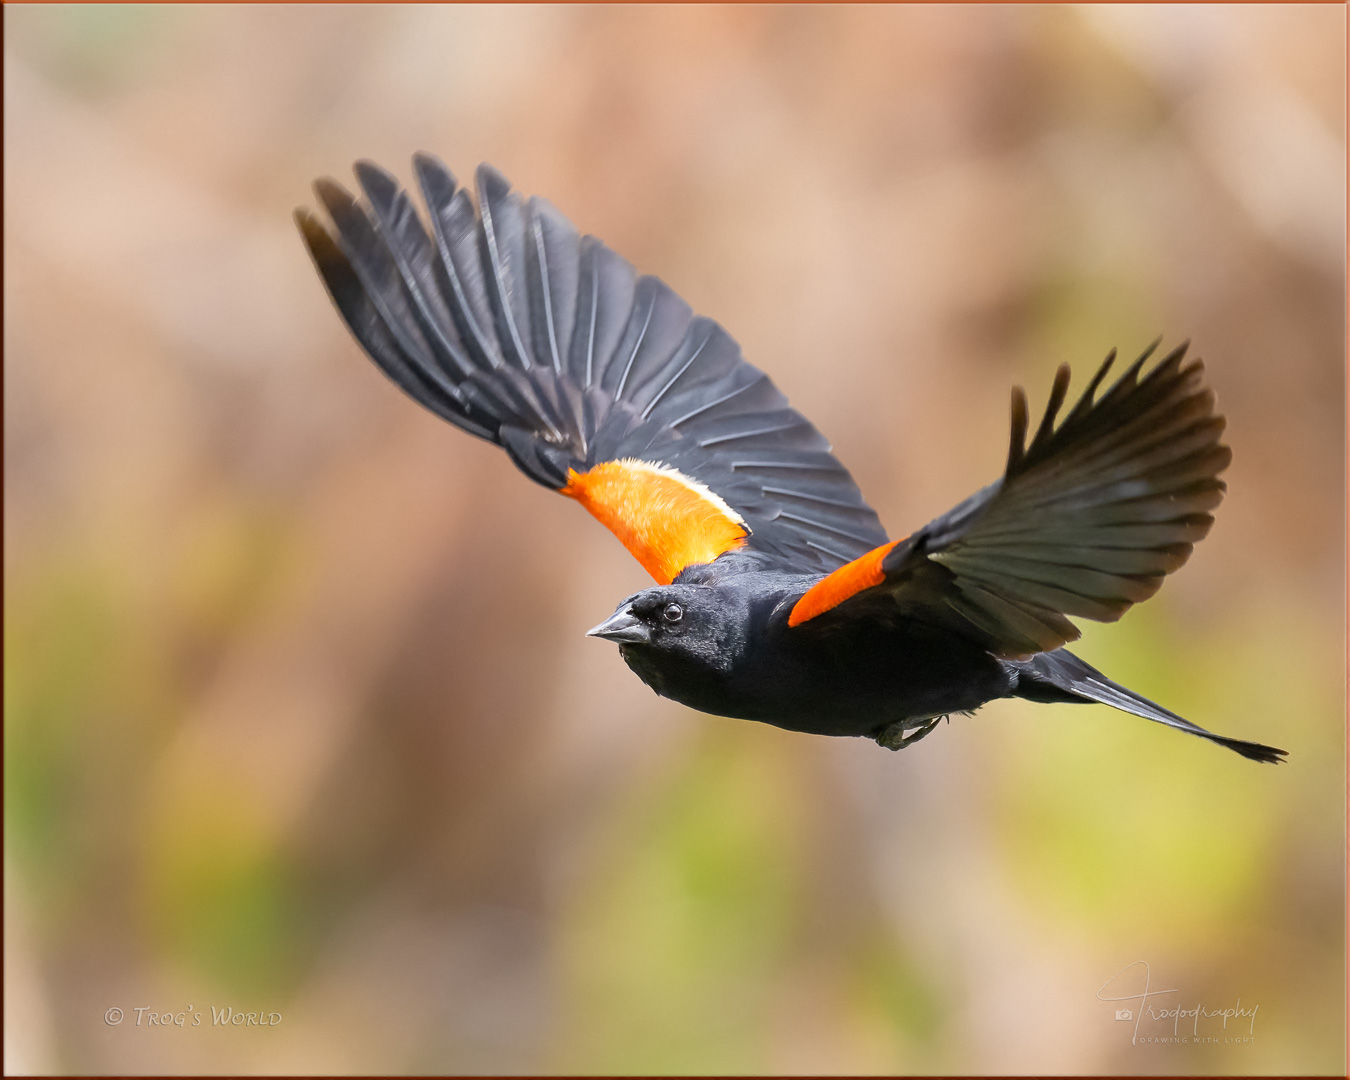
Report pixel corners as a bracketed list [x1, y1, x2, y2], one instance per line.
[296, 156, 1285, 764]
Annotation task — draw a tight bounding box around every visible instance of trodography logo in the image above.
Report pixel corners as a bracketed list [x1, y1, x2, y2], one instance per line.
[1097, 961, 1259, 1047]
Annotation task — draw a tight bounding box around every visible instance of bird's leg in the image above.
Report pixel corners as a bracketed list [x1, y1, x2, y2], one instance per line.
[875, 715, 945, 751]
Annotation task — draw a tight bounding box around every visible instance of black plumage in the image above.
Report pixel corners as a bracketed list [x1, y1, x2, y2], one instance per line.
[298, 156, 1286, 765]
[298, 156, 885, 568]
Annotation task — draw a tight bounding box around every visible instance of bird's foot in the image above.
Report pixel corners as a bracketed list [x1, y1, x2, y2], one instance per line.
[875, 715, 945, 751]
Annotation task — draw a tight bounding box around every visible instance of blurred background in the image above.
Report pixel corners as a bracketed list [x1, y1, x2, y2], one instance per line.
[4, 5, 1344, 1075]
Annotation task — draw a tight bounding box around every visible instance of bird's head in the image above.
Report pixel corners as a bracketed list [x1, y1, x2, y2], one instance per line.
[586, 584, 746, 676]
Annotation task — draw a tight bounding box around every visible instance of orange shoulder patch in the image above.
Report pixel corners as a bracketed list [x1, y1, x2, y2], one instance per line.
[788, 538, 900, 627]
[562, 459, 748, 584]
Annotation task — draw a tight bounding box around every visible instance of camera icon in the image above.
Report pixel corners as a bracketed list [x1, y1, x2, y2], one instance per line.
[1115, 1009, 1133, 1021]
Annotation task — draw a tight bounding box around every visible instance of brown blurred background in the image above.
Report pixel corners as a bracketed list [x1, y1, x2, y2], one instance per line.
[4, 5, 1344, 1076]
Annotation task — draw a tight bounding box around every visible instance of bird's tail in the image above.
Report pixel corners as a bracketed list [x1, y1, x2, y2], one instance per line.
[1010, 648, 1287, 763]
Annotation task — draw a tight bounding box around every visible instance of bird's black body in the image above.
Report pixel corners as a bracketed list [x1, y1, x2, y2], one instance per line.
[298, 155, 1286, 765]
[608, 561, 1011, 739]
[592, 561, 1280, 761]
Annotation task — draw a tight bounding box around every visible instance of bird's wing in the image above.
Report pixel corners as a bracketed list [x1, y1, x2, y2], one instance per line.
[787, 342, 1230, 659]
[297, 156, 888, 583]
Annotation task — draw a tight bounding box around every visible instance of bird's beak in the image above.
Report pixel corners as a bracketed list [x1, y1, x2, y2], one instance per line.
[586, 606, 651, 644]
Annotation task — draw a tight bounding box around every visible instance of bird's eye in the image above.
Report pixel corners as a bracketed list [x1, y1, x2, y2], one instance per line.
[662, 603, 684, 624]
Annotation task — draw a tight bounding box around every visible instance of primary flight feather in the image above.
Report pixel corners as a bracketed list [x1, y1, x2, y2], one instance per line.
[297, 155, 1285, 764]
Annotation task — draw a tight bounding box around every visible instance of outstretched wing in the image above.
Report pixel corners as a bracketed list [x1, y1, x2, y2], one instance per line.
[296, 156, 887, 582]
[788, 342, 1230, 659]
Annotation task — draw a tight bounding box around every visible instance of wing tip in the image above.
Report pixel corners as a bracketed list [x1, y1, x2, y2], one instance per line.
[312, 176, 362, 226]
[293, 204, 322, 238]
[476, 161, 514, 207]
[412, 149, 449, 173]
[413, 152, 457, 204]
[353, 158, 400, 206]
[1007, 385, 1029, 474]
[294, 205, 348, 279]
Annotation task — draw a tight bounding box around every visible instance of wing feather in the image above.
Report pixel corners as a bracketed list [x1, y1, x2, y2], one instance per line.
[789, 343, 1230, 658]
[300, 156, 888, 578]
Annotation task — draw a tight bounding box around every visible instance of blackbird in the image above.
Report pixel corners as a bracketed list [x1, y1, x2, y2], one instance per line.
[296, 155, 1285, 763]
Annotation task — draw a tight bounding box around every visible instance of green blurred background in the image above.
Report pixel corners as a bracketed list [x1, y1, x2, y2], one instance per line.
[4, 5, 1344, 1075]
